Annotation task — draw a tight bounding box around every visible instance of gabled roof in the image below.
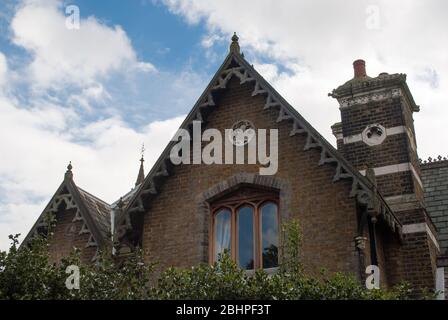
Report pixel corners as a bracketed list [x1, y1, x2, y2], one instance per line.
[77, 187, 111, 240]
[119, 36, 402, 238]
[22, 164, 111, 249]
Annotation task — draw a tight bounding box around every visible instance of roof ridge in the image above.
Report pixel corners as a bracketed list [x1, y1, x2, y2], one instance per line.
[420, 155, 448, 165]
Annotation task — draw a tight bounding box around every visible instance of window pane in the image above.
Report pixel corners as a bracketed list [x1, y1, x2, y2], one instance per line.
[214, 209, 231, 261]
[261, 202, 279, 268]
[237, 206, 254, 270]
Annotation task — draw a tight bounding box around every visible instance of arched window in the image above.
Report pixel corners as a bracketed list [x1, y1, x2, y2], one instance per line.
[210, 189, 279, 270]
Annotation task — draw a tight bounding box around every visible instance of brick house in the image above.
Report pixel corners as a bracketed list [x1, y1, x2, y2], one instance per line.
[23, 35, 447, 298]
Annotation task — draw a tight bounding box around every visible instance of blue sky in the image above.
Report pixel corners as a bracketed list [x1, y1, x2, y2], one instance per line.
[0, 0, 447, 250]
[0, 0, 222, 126]
[1, 0, 212, 73]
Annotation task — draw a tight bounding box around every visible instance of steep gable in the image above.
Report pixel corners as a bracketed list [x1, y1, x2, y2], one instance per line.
[117, 37, 402, 251]
[22, 164, 111, 261]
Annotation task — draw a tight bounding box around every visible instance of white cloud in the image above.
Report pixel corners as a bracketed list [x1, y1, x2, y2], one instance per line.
[11, 0, 155, 91]
[253, 63, 280, 83]
[0, 0, 192, 251]
[2, 0, 447, 251]
[136, 61, 157, 73]
[67, 83, 111, 112]
[0, 52, 7, 90]
[0, 90, 184, 250]
[0, 202, 47, 247]
[161, 0, 448, 159]
[201, 33, 224, 49]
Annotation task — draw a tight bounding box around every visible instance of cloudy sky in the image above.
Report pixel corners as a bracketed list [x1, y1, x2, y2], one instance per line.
[0, 0, 447, 251]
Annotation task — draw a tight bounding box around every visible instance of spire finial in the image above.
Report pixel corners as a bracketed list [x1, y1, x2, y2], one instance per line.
[229, 32, 240, 54]
[65, 161, 73, 180]
[135, 144, 145, 186]
[140, 143, 145, 162]
[232, 32, 239, 42]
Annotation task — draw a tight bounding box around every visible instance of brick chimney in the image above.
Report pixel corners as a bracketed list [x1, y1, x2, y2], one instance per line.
[330, 60, 438, 295]
[353, 59, 366, 78]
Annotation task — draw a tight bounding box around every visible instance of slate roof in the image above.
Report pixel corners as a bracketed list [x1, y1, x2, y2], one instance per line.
[21, 172, 109, 248]
[22, 171, 144, 248]
[421, 157, 448, 254]
[78, 187, 112, 239]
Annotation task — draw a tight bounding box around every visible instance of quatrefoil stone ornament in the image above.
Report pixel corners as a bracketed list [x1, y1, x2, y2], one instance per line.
[362, 124, 387, 146]
[229, 120, 256, 146]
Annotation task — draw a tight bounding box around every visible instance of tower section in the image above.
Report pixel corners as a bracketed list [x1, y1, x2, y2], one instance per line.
[330, 60, 438, 294]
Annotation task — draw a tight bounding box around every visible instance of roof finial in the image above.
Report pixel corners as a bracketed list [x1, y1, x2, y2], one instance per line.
[140, 143, 145, 162]
[65, 161, 73, 180]
[232, 32, 239, 42]
[117, 197, 124, 209]
[135, 144, 145, 186]
[229, 32, 240, 54]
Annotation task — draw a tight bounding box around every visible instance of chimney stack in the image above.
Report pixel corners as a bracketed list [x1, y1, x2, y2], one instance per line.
[353, 59, 366, 78]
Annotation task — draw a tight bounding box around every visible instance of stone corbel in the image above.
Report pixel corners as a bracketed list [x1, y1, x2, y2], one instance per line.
[355, 235, 368, 250]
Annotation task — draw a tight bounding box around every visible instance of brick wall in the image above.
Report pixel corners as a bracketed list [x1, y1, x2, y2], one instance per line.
[338, 98, 419, 199]
[401, 231, 437, 293]
[340, 99, 403, 137]
[48, 205, 97, 264]
[373, 223, 391, 288]
[382, 230, 403, 287]
[333, 81, 437, 293]
[141, 77, 361, 278]
[342, 135, 410, 168]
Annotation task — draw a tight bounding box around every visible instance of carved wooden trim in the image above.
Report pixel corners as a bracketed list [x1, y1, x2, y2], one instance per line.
[123, 53, 402, 237]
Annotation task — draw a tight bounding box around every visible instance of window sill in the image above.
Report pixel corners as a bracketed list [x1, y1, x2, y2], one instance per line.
[244, 267, 279, 276]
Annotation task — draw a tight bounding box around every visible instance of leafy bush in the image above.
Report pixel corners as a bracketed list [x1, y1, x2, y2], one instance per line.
[0, 219, 418, 300]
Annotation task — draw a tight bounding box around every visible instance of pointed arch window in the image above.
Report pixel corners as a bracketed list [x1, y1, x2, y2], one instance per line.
[210, 190, 279, 271]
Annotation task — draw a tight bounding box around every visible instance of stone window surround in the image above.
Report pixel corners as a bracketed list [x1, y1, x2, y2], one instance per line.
[210, 198, 279, 270]
[195, 172, 292, 263]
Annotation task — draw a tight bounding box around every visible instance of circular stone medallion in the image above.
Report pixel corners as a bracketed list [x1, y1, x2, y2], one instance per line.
[229, 120, 256, 146]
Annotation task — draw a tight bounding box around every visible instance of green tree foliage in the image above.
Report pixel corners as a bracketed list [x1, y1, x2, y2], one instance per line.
[0, 219, 422, 300]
